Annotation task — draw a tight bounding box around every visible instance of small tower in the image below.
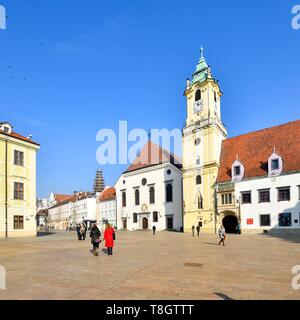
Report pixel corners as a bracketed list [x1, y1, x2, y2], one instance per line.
[93, 169, 105, 194]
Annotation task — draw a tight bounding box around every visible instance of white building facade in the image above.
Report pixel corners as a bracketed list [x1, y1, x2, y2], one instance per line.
[48, 193, 97, 230]
[216, 120, 300, 234]
[97, 187, 117, 230]
[235, 173, 300, 233]
[115, 141, 183, 232]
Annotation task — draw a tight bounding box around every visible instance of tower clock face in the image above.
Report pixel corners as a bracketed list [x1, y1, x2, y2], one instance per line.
[194, 99, 204, 114]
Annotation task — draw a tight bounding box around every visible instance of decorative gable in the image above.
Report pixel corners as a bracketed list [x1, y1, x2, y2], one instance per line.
[231, 159, 244, 182]
[268, 151, 283, 176]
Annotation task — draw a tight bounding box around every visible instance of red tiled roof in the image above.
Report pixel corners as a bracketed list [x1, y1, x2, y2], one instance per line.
[217, 120, 300, 183]
[0, 129, 40, 146]
[54, 194, 73, 203]
[99, 187, 116, 201]
[124, 140, 182, 173]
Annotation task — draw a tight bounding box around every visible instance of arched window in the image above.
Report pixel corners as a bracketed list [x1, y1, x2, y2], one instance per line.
[135, 189, 140, 206]
[195, 89, 201, 101]
[196, 175, 202, 185]
[166, 184, 173, 202]
[122, 192, 126, 207]
[196, 156, 200, 166]
[149, 187, 155, 204]
[133, 213, 138, 223]
[198, 195, 203, 209]
[214, 91, 217, 103]
[153, 211, 158, 223]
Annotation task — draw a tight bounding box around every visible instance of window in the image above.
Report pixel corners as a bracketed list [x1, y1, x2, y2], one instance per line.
[278, 187, 290, 202]
[198, 195, 203, 209]
[14, 216, 24, 230]
[260, 214, 271, 227]
[14, 182, 24, 200]
[153, 211, 158, 223]
[195, 138, 201, 146]
[142, 178, 147, 186]
[214, 91, 217, 103]
[14, 150, 24, 166]
[196, 175, 202, 185]
[167, 169, 172, 175]
[122, 192, 126, 207]
[196, 156, 200, 166]
[279, 212, 292, 227]
[241, 191, 251, 204]
[221, 193, 233, 205]
[234, 166, 241, 176]
[259, 189, 270, 203]
[166, 184, 173, 202]
[133, 213, 138, 223]
[195, 89, 201, 101]
[4, 126, 9, 133]
[149, 187, 155, 204]
[271, 159, 279, 170]
[298, 186, 300, 200]
[135, 189, 140, 206]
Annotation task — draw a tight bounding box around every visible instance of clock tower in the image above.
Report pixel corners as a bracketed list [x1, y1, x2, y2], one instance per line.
[182, 48, 227, 233]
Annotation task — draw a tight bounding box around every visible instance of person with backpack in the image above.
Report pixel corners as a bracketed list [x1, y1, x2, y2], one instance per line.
[90, 224, 101, 256]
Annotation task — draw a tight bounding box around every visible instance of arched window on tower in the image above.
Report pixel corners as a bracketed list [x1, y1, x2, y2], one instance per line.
[214, 91, 217, 103]
[135, 189, 140, 206]
[166, 184, 173, 202]
[149, 187, 155, 204]
[196, 175, 202, 185]
[195, 89, 201, 101]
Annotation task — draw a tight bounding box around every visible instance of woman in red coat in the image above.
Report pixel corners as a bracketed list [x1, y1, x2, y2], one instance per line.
[103, 223, 115, 256]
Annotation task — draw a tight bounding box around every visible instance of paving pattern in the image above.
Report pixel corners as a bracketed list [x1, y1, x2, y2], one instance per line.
[0, 231, 299, 300]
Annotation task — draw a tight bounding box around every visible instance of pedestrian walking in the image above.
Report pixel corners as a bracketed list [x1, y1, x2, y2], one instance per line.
[90, 224, 101, 256]
[218, 225, 226, 246]
[103, 223, 115, 256]
[192, 225, 195, 237]
[196, 225, 200, 237]
[76, 224, 81, 240]
[152, 225, 157, 235]
[236, 222, 241, 235]
[80, 223, 86, 241]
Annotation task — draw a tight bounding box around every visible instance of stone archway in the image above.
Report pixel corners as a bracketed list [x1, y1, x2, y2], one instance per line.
[222, 214, 238, 234]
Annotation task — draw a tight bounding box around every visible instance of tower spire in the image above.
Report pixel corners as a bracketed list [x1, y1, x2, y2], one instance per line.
[200, 46, 204, 58]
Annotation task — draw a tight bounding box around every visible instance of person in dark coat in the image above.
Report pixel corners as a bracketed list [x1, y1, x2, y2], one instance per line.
[196, 225, 200, 237]
[192, 225, 195, 237]
[90, 224, 101, 256]
[152, 225, 157, 235]
[76, 224, 81, 240]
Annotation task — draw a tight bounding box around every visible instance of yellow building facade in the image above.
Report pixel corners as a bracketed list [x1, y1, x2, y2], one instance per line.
[0, 122, 40, 238]
[183, 49, 227, 233]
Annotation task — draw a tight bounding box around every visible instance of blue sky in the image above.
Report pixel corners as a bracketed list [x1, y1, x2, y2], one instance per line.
[1, 0, 300, 198]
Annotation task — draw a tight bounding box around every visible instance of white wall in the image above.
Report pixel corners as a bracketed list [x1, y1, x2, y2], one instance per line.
[97, 198, 117, 229]
[115, 163, 183, 232]
[235, 172, 300, 231]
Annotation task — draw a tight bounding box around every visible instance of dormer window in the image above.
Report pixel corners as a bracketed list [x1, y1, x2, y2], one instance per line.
[0, 122, 13, 134]
[268, 152, 283, 176]
[271, 159, 279, 170]
[231, 159, 244, 181]
[195, 90, 201, 101]
[234, 166, 241, 176]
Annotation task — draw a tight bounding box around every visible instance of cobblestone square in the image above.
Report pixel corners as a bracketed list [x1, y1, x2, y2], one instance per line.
[0, 231, 299, 300]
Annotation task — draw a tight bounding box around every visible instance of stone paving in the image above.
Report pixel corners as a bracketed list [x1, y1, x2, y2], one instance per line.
[0, 231, 299, 300]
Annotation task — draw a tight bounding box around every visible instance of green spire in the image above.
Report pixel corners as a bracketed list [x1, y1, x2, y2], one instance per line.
[192, 46, 209, 85]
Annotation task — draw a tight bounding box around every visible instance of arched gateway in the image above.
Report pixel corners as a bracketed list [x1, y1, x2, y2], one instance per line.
[222, 214, 238, 234]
